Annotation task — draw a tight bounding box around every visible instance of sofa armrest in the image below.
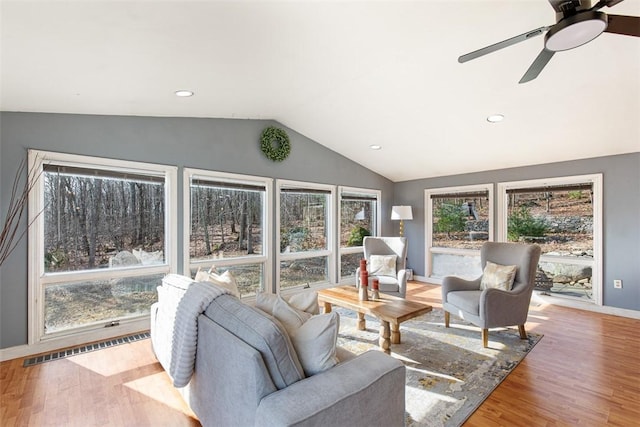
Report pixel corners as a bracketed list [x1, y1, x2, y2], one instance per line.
[441, 275, 481, 300]
[397, 269, 408, 298]
[255, 350, 405, 427]
[480, 286, 533, 327]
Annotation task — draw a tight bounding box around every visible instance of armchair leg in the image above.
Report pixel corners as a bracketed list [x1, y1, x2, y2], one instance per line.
[482, 329, 488, 348]
[444, 311, 450, 328]
[518, 324, 527, 340]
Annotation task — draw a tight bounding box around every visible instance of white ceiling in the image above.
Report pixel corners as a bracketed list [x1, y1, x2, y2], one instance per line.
[2, 0, 639, 182]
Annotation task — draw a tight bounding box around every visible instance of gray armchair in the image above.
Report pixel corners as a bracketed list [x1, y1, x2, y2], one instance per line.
[357, 236, 408, 298]
[441, 242, 541, 347]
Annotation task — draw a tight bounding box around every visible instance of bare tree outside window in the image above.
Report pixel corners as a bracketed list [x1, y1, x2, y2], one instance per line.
[36, 160, 171, 335]
[279, 188, 330, 289]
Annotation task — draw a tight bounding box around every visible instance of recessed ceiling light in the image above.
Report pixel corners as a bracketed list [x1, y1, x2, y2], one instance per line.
[175, 90, 194, 97]
[369, 145, 382, 150]
[487, 114, 504, 123]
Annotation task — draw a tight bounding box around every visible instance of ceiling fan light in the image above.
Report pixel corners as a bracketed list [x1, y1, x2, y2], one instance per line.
[545, 11, 608, 52]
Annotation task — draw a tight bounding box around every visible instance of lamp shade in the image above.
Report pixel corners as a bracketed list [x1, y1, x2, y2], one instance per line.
[391, 205, 413, 221]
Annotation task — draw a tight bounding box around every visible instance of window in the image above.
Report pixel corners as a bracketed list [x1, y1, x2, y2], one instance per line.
[28, 150, 177, 343]
[498, 174, 602, 304]
[184, 169, 271, 297]
[277, 180, 334, 291]
[425, 184, 493, 281]
[338, 187, 381, 282]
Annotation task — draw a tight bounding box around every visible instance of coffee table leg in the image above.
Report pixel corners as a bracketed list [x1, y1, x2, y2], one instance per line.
[322, 302, 332, 313]
[379, 321, 391, 354]
[357, 312, 366, 330]
[391, 322, 401, 344]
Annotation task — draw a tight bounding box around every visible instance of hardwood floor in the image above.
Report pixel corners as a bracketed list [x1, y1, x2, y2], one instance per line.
[407, 282, 640, 427]
[1, 282, 638, 426]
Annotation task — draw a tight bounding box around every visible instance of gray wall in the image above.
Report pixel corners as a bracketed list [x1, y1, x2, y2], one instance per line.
[394, 152, 640, 312]
[0, 112, 395, 349]
[2, 111, 638, 350]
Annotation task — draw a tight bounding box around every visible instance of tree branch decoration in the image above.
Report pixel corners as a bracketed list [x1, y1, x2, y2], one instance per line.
[0, 156, 43, 266]
[260, 126, 291, 162]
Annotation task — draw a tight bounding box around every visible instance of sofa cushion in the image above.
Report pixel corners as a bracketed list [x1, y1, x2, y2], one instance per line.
[289, 312, 340, 376]
[368, 255, 397, 277]
[272, 297, 313, 334]
[204, 294, 305, 389]
[447, 290, 482, 315]
[372, 275, 400, 293]
[194, 268, 240, 298]
[287, 291, 320, 315]
[480, 261, 517, 291]
[256, 291, 319, 316]
[270, 297, 339, 377]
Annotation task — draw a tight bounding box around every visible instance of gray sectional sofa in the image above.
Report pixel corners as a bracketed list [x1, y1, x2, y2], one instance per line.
[150, 274, 406, 427]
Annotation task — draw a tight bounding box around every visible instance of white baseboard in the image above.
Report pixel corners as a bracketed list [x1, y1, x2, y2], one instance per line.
[531, 292, 640, 319]
[411, 277, 640, 320]
[0, 320, 150, 362]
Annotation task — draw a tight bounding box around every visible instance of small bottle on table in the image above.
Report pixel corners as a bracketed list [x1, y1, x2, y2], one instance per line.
[371, 278, 380, 299]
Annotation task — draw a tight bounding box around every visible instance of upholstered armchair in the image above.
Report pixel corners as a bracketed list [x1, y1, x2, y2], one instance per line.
[356, 236, 408, 298]
[441, 241, 541, 347]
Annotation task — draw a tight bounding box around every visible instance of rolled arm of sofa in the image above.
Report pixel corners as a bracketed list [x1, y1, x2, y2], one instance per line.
[397, 269, 408, 298]
[255, 350, 405, 427]
[441, 275, 481, 301]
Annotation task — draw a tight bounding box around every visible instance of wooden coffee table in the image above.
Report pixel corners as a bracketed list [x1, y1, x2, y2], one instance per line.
[317, 285, 432, 354]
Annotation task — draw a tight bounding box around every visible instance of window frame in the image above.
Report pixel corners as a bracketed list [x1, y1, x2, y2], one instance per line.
[276, 179, 336, 294]
[337, 186, 381, 283]
[497, 174, 603, 305]
[183, 168, 273, 297]
[27, 149, 178, 346]
[424, 183, 493, 283]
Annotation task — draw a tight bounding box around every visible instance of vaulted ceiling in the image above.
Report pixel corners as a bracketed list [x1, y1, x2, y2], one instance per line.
[2, 0, 639, 182]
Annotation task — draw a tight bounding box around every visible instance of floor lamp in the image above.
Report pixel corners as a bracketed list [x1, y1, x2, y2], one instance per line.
[391, 205, 413, 236]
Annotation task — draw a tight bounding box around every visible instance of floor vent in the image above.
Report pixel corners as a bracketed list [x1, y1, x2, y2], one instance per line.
[23, 332, 150, 367]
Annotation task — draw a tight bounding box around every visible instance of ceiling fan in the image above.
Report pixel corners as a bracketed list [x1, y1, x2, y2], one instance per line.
[458, 0, 640, 83]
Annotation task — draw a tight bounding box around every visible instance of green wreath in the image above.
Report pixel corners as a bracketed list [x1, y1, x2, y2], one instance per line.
[260, 126, 291, 162]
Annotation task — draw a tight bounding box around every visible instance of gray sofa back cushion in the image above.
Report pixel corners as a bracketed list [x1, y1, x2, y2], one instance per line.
[204, 294, 305, 389]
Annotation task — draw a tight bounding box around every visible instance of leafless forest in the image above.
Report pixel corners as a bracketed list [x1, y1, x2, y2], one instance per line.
[42, 173, 374, 331]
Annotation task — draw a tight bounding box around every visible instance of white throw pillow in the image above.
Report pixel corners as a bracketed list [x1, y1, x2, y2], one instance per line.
[195, 269, 240, 298]
[290, 312, 340, 376]
[270, 297, 339, 376]
[272, 297, 312, 334]
[368, 255, 397, 277]
[193, 268, 210, 283]
[255, 292, 279, 315]
[256, 291, 319, 316]
[480, 261, 518, 291]
[287, 291, 320, 315]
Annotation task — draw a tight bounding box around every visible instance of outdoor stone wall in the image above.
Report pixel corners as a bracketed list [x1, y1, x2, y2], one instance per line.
[465, 219, 489, 232]
[539, 215, 593, 234]
[463, 216, 592, 234]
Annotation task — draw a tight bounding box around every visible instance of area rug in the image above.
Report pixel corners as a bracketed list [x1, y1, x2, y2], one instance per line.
[335, 308, 542, 427]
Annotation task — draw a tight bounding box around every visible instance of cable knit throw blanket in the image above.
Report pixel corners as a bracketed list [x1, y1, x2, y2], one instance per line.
[169, 280, 230, 387]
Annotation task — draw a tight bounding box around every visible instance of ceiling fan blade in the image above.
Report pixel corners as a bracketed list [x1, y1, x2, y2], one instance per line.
[458, 26, 550, 63]
[602, 0, 625, 7]
[590, 0, 626, 11]
[519, 49, 555, 84]
[548, 0, 581, 13]
[605, 15, 640, 37]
